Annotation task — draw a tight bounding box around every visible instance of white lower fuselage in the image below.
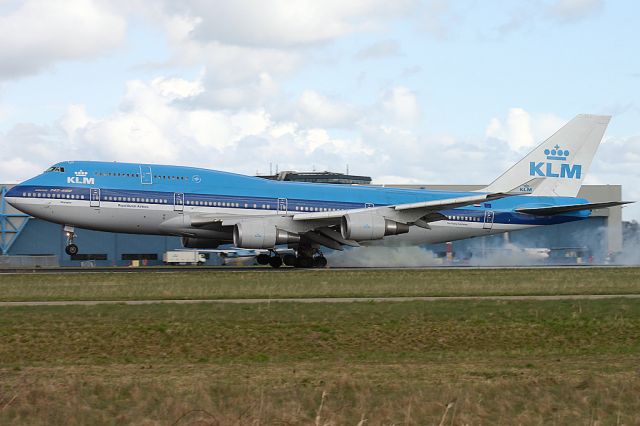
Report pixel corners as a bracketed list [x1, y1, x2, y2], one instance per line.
[7, 195, 532, 246]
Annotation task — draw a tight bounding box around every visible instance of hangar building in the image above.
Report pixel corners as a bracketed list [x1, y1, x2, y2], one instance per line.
[0, 181, 625, 267]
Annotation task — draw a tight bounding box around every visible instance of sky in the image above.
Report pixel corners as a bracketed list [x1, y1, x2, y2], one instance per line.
[0, 0, 639, 220]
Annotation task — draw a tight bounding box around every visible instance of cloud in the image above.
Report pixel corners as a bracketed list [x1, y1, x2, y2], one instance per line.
[547, 0, 604, 23]
[490, 0, 604, 38]
[382, 86, 422, 127]
[0, 76, 379, 179]
[485, 108, 566, 151]
[0, 0, 126, 80]
[170, 0, 417, 48]
[140, 1, 420, 110]
[419, 0, 458, 40]
[295, 90, 358, 128]
[355, 39, 402, 60]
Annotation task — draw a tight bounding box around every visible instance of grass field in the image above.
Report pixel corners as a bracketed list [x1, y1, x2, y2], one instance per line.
[1, 269, 640, 424]
[0, 267, 639, 301]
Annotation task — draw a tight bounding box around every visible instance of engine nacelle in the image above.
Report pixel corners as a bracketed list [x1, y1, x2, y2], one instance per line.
[233, 222, 300, 249]
[181, 237, 222, 249]
[341, 213, 410, 241]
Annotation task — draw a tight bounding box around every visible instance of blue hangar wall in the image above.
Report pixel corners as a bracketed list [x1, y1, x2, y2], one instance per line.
[10, 219, 191, 266]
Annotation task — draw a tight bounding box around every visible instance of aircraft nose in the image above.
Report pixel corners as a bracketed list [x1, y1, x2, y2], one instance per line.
[4, 185, 26, 209]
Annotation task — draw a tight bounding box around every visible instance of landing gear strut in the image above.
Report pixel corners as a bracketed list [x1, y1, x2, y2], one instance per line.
[64, 225, 78, 256]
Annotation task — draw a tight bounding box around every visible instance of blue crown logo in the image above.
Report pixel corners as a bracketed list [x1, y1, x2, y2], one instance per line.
[544, 144, 570, 161]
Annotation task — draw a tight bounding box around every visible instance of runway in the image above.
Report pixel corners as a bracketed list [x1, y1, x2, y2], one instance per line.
[2, 293, 640, 307]
[0, 264, 635, 274]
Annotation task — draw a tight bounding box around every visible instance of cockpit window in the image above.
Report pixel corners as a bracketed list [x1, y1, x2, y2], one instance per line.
[45, 166, 65, 172]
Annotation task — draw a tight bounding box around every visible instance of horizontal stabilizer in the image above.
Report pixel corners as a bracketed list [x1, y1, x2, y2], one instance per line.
[516, 201, 632, 216]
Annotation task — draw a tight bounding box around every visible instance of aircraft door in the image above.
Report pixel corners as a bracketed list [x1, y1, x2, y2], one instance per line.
[277, 198, 288, 214]
[483, 210, 495, 230]
[139, 165, 153, 184]
[174, 193, 184, 212]
[90, 188, 100, 208]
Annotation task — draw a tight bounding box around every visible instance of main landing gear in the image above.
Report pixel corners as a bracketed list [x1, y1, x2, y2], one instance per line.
[64, 225, 78, 256]
[256, 249, 327, 269]
[256, 251, 283, 268]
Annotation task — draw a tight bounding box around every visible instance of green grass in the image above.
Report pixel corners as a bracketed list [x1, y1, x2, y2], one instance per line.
[1, 299, 640, 424]
[0, 267, 639, 301]
[1, 299, 639, 365]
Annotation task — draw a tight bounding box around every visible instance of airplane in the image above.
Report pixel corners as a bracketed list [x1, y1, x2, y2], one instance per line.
[5, 114, 631, 268]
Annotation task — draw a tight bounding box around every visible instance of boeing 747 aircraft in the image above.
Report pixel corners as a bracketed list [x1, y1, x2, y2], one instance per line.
[5, 114, 630, 267]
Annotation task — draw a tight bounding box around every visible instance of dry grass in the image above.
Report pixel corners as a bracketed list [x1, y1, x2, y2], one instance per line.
[0, 267, 639, 301]
[1, 359, 639, 425]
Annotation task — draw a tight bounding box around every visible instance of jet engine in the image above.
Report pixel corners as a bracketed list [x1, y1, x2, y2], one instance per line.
[233, 222, 300, 249]
[341, 212, 410, 241]
[181, 237, 223, 249]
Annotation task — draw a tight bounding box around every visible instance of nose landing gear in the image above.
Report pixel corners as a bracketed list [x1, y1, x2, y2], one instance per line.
[64, 225, 78, 256]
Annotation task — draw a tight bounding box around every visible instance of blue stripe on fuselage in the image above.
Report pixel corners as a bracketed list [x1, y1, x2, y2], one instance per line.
[8, 160, 592, 226]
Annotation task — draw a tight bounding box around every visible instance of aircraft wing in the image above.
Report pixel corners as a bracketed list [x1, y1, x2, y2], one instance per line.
[292, 191, 513, 224]
[293, 178, 542, 223]
[515, 201, 632, 216]
[185, 193, 508, 228]
[187, 178, 541, 229]
[181, 179, 541, 251]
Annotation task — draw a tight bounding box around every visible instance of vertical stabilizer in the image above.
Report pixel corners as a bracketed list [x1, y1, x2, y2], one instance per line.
[483, 114, 610, 197]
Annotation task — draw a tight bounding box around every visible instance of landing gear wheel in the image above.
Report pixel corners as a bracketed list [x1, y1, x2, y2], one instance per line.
[313, 256, 328, 268]
[256, 253, 271, 265]
[295, 256, 314, 268]
[65, 244, 78, 256]
[282, 253, 297, 267]
[268, 256, 283, 268]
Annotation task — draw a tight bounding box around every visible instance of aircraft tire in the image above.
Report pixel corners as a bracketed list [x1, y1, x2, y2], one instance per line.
[269, 256, 283, 268]
[256, 253, 271, 265]
[282, 253, 296, 266]
[65, 244, 78, 256]
[313, 256, 328, 268]
[295, 256, 314, 268]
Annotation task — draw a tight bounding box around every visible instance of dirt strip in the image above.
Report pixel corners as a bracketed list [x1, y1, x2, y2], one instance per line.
[2, 293, 640, 306]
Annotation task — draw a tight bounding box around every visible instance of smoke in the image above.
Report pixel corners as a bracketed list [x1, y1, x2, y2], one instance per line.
[617, 220, 640, 265]
[615, 249, 640, 265]
[467, 242, 550, 267]
[324, 220, 640, 267]
[325, 246, 442, 267]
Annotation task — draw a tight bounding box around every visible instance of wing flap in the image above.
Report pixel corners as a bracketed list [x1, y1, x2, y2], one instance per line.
[317, 227, 360, 247]
[304, 231, 344, 250]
